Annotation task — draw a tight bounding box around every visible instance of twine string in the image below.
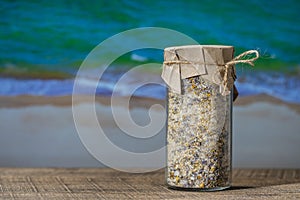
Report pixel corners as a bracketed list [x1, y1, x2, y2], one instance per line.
[221, 50, 259, 95]
[163, 50, 259, 95]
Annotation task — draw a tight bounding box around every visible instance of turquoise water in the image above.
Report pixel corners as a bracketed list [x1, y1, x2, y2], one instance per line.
[1, 0, 300, 102]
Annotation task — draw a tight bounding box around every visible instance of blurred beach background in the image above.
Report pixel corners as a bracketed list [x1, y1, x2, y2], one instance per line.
[0, 0, 299, 168]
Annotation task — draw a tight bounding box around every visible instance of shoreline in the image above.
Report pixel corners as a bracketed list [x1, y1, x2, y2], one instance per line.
[0, 94, 299, 113]
[234, 94, 300, 114]
[0, 95, 164, 110]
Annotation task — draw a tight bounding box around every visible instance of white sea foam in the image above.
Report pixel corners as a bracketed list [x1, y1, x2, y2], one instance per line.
[0, 71, 299, 104]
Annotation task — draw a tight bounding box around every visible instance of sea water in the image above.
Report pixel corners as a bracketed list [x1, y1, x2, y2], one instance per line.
[1, 0, 299, 103]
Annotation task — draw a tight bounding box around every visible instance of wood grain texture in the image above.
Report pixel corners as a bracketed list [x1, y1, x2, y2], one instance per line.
[0, 168, 299, 199]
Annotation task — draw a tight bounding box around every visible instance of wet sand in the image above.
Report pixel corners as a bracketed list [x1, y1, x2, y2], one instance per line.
[0, 95, 299, 168]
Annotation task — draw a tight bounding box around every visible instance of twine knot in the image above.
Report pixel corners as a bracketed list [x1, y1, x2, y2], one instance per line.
[220, 50, 259, 95]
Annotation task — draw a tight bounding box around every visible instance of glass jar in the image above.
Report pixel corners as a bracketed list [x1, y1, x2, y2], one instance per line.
[163, 45, 233, 191]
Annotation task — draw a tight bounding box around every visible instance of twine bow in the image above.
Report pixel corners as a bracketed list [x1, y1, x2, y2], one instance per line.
[219, 50, 259, 95]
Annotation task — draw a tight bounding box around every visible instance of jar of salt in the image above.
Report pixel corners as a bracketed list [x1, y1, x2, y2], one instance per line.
[162, 45, 235, 191]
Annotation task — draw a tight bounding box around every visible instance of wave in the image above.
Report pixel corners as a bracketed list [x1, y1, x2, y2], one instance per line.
[236, 72, 300, 104]
[0, 71, 299, 104]
[0, 78, 74, 96]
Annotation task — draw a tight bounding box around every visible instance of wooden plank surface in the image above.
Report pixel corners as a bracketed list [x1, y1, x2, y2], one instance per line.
[0, 168, 299, 199]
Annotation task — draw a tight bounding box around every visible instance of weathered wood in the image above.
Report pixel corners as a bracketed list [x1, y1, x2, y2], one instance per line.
[0, 168, 299, 199]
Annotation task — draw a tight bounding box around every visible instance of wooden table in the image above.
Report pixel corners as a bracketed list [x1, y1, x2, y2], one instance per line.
[0, 168, 299, 199]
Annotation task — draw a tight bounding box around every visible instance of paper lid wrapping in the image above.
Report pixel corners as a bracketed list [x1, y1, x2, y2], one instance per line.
[161, 45, 235, 95]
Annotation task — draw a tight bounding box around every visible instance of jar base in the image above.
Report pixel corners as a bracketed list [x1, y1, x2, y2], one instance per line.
[167, 185, 230, 192]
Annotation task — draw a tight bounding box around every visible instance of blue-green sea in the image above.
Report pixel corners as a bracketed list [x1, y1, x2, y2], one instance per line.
[1, 0, 300, 103]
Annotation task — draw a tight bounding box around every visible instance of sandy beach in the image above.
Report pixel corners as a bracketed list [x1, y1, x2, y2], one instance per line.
[0, 94, 299, 168]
